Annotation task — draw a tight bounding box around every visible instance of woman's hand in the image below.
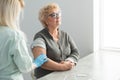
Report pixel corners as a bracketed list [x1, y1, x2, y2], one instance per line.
[59, 61, 74, 71]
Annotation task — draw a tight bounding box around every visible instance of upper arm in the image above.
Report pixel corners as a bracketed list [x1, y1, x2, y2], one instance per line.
[32, 47, 46, 59]
[31, 38, 46, 59]
[11, 34, 33, 73]
[67, 34, 80, 62]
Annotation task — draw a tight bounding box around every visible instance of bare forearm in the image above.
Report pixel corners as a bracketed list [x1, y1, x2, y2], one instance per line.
[32, 47, 73, 71]
[41, 59, 62, 71]
[41, 59, 73, 71]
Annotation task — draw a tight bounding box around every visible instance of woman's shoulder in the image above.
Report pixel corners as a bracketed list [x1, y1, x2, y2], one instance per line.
[60, 29, 69, 36]
[35, 28, 46, 35]
[34, 28, 48, 40]
[1, 27, 20, 37]
[7, 28, 25, 40]
[0, 27, 25, 42]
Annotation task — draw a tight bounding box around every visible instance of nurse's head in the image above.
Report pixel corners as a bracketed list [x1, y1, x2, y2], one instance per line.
[0, 0, 25, 29]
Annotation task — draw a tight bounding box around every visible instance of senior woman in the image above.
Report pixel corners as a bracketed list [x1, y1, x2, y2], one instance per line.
[31, 3, 80, 78]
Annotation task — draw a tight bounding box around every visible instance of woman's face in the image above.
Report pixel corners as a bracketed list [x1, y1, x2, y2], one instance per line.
[46, 9, 61, 28]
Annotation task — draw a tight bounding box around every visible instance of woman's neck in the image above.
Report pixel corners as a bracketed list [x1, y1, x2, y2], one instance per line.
[48, 27, 58, 35]
[48, 27, 59, 42]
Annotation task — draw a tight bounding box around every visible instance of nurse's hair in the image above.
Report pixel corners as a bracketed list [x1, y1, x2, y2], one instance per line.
[0, 0, 24, 30]
[39, 3, 61, 27]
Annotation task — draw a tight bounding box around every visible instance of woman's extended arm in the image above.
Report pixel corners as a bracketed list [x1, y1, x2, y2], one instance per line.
[32, 47, 73, 71]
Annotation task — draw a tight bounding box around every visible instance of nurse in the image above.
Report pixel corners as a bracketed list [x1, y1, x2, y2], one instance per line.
[0, 0, 48, 80]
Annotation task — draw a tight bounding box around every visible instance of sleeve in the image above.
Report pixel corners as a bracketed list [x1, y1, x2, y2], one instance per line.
[31, 38, 46, 49]
[65, 34, 80, 64]
[10, 32, 33, 73]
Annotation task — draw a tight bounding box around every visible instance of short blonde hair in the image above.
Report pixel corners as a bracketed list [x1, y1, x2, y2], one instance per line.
[39, 3, 61, 27]
[0, 0, 24, 30]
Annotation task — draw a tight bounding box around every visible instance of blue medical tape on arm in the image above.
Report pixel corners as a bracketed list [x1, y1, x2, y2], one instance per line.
[33, 54, 48, 67]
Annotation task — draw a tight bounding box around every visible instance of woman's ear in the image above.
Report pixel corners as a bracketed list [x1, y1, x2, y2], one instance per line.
[19, 0, 25, 8]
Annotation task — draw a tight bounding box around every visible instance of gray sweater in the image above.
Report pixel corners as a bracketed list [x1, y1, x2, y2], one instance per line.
[31, 28, 80, 78]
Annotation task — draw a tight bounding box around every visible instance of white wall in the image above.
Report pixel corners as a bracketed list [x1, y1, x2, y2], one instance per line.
[21, 0, 93, 80]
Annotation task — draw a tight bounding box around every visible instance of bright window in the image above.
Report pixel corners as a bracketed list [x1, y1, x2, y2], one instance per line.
[100, 0, 120, 50]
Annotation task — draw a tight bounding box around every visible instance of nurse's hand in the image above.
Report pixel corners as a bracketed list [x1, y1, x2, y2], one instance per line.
[33, 53, 48, 68]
